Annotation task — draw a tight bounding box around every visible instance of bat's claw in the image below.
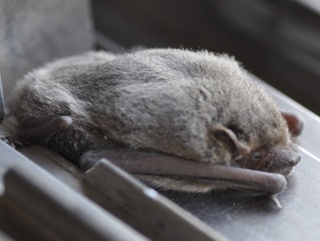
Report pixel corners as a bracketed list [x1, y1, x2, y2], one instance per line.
[0, 134, 29, 149]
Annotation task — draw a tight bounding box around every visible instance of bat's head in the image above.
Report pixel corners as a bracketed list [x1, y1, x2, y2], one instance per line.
[211, 111, 303, 176]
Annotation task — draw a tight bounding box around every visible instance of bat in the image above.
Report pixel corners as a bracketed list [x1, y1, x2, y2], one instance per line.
[1, 49, 303, 207]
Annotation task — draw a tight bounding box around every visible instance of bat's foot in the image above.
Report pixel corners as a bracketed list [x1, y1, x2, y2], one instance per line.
[0, 133, 32, 149]
[0, 135, 18, 148]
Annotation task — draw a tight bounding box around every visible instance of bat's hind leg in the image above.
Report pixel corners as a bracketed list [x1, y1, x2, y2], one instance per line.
[0, 135, 20, 148]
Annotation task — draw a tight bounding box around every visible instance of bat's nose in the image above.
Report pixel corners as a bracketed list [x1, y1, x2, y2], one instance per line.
[288, 155, 301, 167]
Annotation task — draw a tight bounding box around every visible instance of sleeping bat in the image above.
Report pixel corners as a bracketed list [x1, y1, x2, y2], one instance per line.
[1, 48, 303, 207]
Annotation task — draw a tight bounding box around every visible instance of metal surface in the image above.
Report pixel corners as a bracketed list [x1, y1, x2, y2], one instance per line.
[0, 141, 150, 241]
[85, 159, 229, 241]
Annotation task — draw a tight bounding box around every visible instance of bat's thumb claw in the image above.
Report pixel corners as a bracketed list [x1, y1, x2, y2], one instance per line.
[269, 194, 282, 210]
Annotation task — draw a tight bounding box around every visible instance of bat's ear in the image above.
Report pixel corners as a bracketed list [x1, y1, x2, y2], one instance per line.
[281, 111, 304, 137]
[210, 124, 250, 160]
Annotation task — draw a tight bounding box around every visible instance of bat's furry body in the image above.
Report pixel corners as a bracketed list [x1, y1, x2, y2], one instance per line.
[8, 49, 300, 193]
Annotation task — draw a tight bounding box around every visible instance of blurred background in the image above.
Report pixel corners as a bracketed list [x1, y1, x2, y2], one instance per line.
[91, 0, 320, 115]
[0, 0, 319, 114]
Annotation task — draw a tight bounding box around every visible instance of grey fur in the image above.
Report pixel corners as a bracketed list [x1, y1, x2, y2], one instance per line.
[8, 48, 299, 193]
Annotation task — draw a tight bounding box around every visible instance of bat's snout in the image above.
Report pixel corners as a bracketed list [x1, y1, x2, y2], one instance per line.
[268, 146, 301, 176]
[234, 143, 301, 176]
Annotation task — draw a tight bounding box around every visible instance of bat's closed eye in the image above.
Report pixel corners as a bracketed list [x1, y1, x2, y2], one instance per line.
[235, 149, 269, 170]
[250, 151, 267, 162]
